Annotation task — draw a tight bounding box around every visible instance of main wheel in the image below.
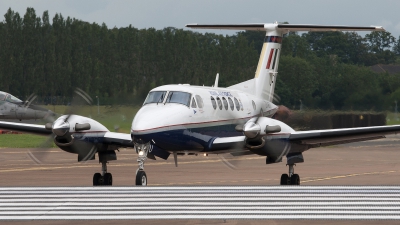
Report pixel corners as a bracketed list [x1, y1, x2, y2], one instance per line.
[136, 170, 147, 186]
[290, 174, 300, 185]
[103, 173, 113, 186]
[93, 173, 102, 186]
[280, 174, 289, 185]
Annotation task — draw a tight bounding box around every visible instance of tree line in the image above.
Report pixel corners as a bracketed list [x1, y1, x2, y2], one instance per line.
[1, 7, 400, 111]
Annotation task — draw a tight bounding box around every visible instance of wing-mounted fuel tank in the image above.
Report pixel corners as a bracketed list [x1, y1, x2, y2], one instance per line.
[236, 117, 307, 163]
[46, 115, 112, 161]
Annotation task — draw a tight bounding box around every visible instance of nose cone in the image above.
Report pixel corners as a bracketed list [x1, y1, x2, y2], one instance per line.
[131, 104, 188, 135]
[243, 122, 260, 139]
[52, 118, 70, 136]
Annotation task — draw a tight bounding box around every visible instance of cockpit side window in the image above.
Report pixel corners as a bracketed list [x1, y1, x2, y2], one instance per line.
[0, 93, 6, 101]
[166, 91, 191, 107]
[195, 95, 204, 108]
[191, 97, 197, 108]
[143, 91, 167, 105]
[6, 94, 22, 103]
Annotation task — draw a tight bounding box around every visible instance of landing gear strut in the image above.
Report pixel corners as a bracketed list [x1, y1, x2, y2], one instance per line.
[93, 161, 113, 186]
[135, 142, 150, 186]
[280, 164, 300, 185]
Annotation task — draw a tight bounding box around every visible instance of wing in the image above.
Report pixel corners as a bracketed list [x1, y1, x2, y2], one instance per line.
[0, 121, 51, 136]
[209, 136, 255, 156]
[289, 125, 400, 148]
[103, 132, 135, 148]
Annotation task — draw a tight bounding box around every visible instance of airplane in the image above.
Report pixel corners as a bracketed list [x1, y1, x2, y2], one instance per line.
[0, 91, 55, 121]
[0, 23, 398, 186]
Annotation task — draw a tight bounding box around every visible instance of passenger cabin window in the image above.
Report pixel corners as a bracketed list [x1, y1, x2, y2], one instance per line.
[222, 97, 228, 110]
[191, 97, 197, 108]
[234, 98, 240, 111]
[6, 94, 22, 103]
[211, 96, 217, 109]
[228, 97, 234, 111]
[143, 91, 167, 105]
[216, 97, 222, 110]
[195, 95, 204, 108]
[166, 91, 191, 107]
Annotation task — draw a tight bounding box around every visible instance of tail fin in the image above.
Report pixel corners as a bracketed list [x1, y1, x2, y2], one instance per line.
[187, 23, 384, 101]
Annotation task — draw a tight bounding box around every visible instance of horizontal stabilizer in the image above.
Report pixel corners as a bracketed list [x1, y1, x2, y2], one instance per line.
[277, 24, 385, 32]
[186, 23, 265, 31]
[186, 23, 385, 32]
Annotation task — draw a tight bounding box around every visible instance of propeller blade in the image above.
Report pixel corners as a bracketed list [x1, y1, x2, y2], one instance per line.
[26, 133, 55, 164]
[27, 87, 93, 165]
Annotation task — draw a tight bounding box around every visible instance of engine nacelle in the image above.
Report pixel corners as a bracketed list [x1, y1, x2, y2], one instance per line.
[243, 117, 305, 162]
[51, 115, 111, 161]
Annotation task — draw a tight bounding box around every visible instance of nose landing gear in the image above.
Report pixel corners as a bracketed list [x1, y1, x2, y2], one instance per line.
[280, 164, 300, 185]
[135, 142, 150, 186]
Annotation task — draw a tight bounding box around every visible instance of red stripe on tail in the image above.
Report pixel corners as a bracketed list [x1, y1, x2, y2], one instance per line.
[266, 49, 274, 69]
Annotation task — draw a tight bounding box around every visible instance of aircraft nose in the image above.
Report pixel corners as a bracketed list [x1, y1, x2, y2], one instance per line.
[132, 105, 188, 133]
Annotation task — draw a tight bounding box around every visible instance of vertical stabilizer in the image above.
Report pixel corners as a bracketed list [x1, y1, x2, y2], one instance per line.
[254, 30, 282, 101]
[186, 23, 384, 101]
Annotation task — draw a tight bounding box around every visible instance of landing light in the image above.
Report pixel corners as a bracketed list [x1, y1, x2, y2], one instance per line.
[204, 153, 208, 156]
[139, 151, 144, 156]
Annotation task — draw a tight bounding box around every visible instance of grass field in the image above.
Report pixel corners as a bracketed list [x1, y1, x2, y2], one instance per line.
[0, 134, 54, 148]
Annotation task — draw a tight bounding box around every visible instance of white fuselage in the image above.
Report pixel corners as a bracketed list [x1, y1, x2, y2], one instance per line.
[131, 84, 285, 152]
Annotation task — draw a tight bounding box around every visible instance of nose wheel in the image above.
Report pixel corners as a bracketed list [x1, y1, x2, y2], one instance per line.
[93, 161, 113, 186]
[280, 164, 300, 185]
[136, 170, 147, 186]
[135, 142, 150, 186]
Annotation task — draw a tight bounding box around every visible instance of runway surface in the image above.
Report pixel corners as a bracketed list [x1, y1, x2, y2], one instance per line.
[2, 135, 400, 224]
[2, 186, 400, 220]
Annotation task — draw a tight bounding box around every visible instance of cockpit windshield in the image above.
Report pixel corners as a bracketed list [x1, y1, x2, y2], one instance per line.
[6, 94, 22, 103]
[143, 91, 167, 105]
[165, 91, 191, 107]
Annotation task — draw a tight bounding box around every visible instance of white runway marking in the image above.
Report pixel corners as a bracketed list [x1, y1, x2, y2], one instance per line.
[2, 186, 400, 220]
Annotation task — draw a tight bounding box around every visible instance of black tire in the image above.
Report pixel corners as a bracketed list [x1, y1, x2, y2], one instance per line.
[290, 174, 300, 185]
[280, 174, 289, 185]
[93, 173, 102, 186]
[136, 170, 147, 186]
[103, 173, 113, 186]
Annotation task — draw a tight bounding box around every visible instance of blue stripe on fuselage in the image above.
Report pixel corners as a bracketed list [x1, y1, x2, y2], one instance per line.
[132, 124, 242, 151]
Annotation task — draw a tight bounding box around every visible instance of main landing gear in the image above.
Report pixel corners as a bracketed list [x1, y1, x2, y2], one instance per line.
[280, 164, 300, 185]
[92, 151, 117, 186]
[135, 142, 150, 186]
[93, 161, 113, 186]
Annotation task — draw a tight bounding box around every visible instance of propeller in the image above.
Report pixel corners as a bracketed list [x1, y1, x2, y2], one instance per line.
[27, 88, 93, 164]
[219, 108, 265, 170]
[221, 104, 284, 170]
